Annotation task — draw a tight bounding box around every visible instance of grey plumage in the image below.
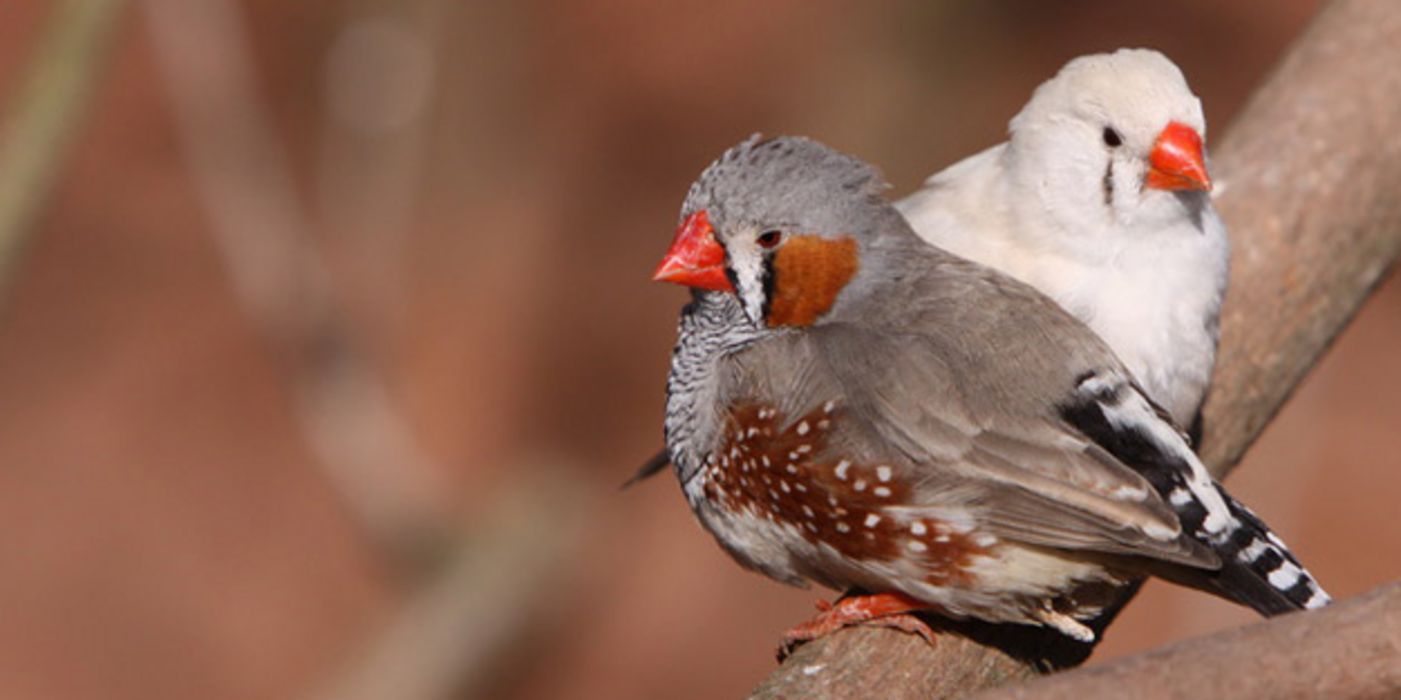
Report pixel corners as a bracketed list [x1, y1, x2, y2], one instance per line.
[661, 135, 1327, 640]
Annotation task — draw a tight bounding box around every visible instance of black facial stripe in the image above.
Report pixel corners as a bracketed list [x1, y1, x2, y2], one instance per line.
[1102, 159, 1114, 208]
[760, 250, 776, 322]
[723, 266, 740, 293]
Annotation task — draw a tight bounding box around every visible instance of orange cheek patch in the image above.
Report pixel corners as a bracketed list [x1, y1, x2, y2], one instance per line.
[766, 235, 859, 327]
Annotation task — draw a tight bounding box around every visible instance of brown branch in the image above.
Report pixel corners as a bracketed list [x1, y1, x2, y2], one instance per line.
[1196, 0, 1401, 474]
[974, 581, 1401, 700]
[749, 0, 1401, 696]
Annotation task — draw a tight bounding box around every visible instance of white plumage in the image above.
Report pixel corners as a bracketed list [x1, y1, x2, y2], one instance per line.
[898, 48, 1228, 428]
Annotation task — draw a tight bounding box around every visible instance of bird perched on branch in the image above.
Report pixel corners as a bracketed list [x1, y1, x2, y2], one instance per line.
[899, 49, 1227, 433]
[653, 135, 1326, 652]
[632, 50, 1224, 488]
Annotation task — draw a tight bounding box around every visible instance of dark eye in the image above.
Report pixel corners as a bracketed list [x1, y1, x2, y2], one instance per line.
[756, 230, 782, 249]
[1102, 127, 1123, 147]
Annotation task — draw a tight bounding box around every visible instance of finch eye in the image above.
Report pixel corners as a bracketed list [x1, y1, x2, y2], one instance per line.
[1102, 127, 1123, 147]
[756, 230, 782, 248]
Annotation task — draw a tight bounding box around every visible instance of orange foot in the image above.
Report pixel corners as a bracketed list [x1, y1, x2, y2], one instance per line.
[778, 591, 937, 660]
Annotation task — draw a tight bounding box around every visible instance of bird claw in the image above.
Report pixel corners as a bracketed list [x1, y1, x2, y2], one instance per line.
[777, 591, 937, 661]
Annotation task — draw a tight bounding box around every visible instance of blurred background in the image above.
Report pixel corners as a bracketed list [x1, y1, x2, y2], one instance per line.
[0, 1, 1396, 698]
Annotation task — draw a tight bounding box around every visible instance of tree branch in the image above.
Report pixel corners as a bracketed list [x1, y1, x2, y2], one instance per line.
[974, 581, 1401, 700]
[750, 0, 1401, 696]
[1196, 0, 1401, 475]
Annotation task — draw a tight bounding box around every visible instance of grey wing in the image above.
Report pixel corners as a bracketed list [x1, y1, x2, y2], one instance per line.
[812, 323, 1219, 570]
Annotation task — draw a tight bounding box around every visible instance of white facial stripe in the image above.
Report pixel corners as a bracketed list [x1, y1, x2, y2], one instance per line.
[723, 231, 770, 325]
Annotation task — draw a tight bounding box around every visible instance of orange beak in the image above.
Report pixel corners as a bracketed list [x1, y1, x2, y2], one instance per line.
[1146, 121, 1212, 192]
[652, 209, 734, 292]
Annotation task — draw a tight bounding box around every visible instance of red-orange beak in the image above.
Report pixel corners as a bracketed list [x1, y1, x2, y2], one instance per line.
[652, 209, 733, 292]
[1146, 121, 1212, 192]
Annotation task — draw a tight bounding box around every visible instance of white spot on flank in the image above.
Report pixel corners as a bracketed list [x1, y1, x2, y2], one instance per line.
[746, 427, 759, 438]
[795, 444, 812, 454]
[817, 419, 830, 430]
[864, 514, 881, 528]
[908, 541, 928, 553]
[785, 464, 798, 474]
[796, 421, 810, 436]
[910, 522, 927, 536]
[875, 465, 892, 482]
[934, 533, 950, 543]
[794, 483, 807, 493]
[761, 456, 771, 468]
[805, 522, 818, 533]
[823, 400, 837, 414]
[834, 461, 851, 480]
[802, 505, 815, 518]
[780, 481, 791, 493]
[873, 486, 892, 498]
[853, 479, 868, 492]
[835, 522, 851, 533]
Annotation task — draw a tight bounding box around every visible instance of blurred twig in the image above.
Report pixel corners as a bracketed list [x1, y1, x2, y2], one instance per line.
[315, 0, 452, 332]
[144, 4, 594, 698]
[313, 465, 594, 700]
[752, 0, 1401, 696]
[0, 0, 128, 290]
[141, 0, 450, 561]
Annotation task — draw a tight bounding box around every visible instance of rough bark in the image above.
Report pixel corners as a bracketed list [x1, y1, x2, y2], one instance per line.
[975, 581, 1401, 700]
[1196, 0, 1401, 472]
[750, 0, 1401, 697]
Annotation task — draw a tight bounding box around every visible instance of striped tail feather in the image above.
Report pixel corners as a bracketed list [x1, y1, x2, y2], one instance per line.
[1204, 488, 1331, 615]
[1060, 371, 1330, 617]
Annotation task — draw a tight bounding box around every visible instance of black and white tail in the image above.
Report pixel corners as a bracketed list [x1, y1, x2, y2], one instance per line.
[1201, 488, 1330, 615]
[1062, 371, 1331, 617]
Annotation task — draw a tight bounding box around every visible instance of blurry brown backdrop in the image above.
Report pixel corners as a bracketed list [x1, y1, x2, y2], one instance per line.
[0, 1, 1396, 699]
